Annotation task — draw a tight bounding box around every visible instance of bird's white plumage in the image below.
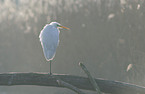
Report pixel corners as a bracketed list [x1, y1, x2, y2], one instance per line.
[39, 23, 59, 61]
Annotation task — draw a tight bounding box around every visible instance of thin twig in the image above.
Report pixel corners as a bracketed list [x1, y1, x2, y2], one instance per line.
[57, 79, 86, 94]
[79, 62, 102, 94]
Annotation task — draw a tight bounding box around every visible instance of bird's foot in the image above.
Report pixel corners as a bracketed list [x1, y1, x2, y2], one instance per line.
[48, 72, 52, 76]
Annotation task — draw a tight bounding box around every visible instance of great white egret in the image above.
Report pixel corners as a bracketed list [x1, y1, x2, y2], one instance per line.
[39, 22, 69, 74]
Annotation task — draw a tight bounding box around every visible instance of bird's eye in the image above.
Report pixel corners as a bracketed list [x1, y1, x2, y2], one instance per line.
[57, 24, 61, 27]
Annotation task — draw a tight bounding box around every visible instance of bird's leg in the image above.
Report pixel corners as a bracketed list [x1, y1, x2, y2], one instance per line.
[49, 60, 52, 75]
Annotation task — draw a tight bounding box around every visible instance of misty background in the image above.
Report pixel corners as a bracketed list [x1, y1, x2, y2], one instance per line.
[0, 0, 145, 94]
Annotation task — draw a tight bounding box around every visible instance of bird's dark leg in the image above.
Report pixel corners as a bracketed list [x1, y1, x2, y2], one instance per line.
[49, 60, 52, 75]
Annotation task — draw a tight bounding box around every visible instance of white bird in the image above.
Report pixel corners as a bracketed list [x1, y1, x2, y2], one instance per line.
[39, 22, 69, 74]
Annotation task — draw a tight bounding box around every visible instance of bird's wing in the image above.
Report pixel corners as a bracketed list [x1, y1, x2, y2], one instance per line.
[39, 25, 59, 61]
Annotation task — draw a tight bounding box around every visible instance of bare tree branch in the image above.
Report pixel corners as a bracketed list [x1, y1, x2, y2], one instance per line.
[79, 62, 101, 94]
[0, 72, 145, 94]
[57, 79, 86, 94]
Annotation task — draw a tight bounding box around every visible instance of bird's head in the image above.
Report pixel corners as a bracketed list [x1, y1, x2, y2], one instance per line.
[50, 22, 69, 30]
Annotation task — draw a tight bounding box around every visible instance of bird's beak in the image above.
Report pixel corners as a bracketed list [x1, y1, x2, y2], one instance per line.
[60, 25, 70, 30]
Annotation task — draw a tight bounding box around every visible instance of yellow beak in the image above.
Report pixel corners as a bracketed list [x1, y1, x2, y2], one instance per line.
[60, 25, 70, 30]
